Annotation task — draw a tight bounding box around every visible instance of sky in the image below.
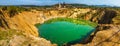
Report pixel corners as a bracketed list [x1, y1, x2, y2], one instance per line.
[0, 0, 120, 6]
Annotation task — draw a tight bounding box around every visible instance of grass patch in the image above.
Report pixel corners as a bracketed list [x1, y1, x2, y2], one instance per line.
[0, 29, 24, 40]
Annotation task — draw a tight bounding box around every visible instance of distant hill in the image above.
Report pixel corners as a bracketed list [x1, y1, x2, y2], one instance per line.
[0, 3, 119, 8]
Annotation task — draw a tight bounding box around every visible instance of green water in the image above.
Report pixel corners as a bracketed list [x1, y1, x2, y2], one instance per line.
[37, 21, 95, 46]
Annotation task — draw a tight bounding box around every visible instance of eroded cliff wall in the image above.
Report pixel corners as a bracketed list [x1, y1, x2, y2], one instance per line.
[0, 7, 120, 46]
[0, 7, 118, 36]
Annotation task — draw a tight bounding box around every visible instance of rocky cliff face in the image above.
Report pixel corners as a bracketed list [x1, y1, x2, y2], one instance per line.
[0, 10, 38, 37]
[0, 7, 120, 46]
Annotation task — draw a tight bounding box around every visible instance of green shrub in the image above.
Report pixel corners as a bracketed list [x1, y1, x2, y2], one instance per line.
[0, 6, 29, 17]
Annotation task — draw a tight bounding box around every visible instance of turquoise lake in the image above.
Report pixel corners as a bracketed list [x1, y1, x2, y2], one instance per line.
[36, 21, 95, 46]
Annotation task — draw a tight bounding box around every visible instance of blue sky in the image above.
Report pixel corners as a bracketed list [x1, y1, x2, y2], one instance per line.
[0, 0, 120, 6]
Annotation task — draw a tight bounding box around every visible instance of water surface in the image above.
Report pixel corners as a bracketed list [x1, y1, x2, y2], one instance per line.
[37, 21, 95, 46]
